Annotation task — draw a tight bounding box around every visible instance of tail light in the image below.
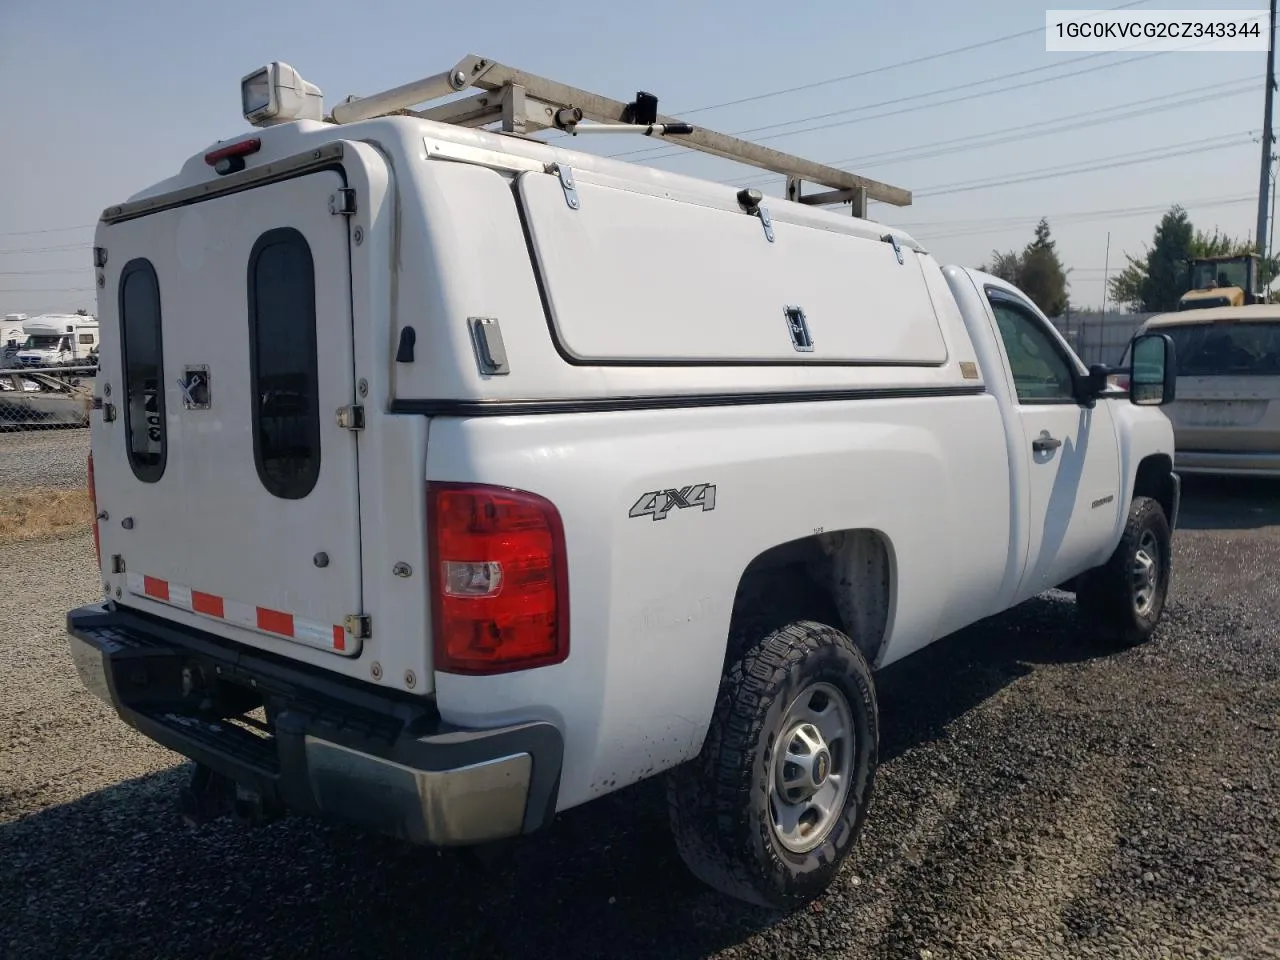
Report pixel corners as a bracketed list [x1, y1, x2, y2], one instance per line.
[428, 482, 569, 675]
[87, 450, 101, 569]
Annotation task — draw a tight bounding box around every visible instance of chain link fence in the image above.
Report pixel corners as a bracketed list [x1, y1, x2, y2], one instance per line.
[0, 364, 96, 433]
[1049, 311, 1154, 367]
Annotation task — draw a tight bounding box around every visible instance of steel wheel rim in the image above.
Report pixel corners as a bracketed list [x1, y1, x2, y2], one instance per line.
[768, 681, 855, 854]
[1132, 528, 1160, 616]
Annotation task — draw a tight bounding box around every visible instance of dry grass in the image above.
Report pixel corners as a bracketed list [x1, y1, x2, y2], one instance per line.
[0, 487, 94, 543]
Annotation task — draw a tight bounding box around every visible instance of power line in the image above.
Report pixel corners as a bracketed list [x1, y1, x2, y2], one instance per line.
[910, 134, 1253, 200]
[606, 51, 1140, 164]
[910, 196, 1255, 243]
[603, 51, 1164, 165]
[0, 224, 94, 239]
[542, 0, 1156, 143]
[893, 193, 1254, 231]
[917, 131, 1246, 192]
[677, 0, 1157, 116]
[0, 243, 92, 256]
[0, 287, 95, 294]
[605, 15, 1266, 166]
[729, 79, 1255, 187]
[859, 84, 1253, 169]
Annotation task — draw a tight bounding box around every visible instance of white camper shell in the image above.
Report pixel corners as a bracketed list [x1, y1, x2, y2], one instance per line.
[68, 56, 1181, 910]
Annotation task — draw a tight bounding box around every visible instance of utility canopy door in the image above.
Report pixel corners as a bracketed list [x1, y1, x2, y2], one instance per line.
[517, 172, 948, 365]
[98, 170, 363, 660]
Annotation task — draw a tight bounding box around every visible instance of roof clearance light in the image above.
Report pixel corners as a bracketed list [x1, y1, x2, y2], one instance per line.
[241, 62, 324, 128]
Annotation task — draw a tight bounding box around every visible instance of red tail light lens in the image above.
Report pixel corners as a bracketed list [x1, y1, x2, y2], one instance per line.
[428, 482, 569, 675]
[87, 451, 101, 569]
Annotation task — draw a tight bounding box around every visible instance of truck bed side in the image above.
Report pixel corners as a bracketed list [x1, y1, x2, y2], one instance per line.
[426, 392, 1011, 809]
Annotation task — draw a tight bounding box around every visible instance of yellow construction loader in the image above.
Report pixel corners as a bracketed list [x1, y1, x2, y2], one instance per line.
[1178, 253, 1264, 310]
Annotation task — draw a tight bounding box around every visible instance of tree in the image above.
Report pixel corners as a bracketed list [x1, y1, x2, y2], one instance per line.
[982, 248, 1023, 284]
[1107, 206, 1279, 312]
[1107, 259, 1146, 312]
[1017, 218, 1070, 317]
[980, 218, 1071, 316]
[75, 308, 89, 316]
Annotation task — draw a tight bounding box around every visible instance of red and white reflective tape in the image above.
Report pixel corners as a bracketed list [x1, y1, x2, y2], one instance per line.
[125, 572, 355, 656]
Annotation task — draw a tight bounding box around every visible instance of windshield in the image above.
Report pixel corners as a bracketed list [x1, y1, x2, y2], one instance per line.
[1189, 259, 1251, 291]
[22, 335, 62, 350]
[1159, 322, 1280, 377]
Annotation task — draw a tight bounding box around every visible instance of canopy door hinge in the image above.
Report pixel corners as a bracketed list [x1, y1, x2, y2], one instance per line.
[344, 615, 372, 640]
[881, 233, 904, 265]
[736, 188, 775, 243]
[329, 188, 357, 216]
[547, 163, 580, 210]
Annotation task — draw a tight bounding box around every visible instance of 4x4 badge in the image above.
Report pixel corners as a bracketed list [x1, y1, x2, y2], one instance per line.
[629, 484, 716, 521]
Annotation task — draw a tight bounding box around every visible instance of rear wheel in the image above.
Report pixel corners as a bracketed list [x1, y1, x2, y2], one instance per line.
[1076, 495, 1172, 646]
[667, 619, 878, 909]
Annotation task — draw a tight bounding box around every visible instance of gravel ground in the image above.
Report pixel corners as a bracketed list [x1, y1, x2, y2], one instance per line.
[0, 427, 89, 488]
[0, 474, 1277, 959]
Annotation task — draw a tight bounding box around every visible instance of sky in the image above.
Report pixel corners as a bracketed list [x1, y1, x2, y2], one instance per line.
[0, 0, 1273, 317]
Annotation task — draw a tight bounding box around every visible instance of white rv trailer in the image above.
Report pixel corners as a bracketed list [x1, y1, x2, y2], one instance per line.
[14, 314, 99, 367]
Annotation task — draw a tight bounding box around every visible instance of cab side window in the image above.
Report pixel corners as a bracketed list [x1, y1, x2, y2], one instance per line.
[988, 296, 1078, 404]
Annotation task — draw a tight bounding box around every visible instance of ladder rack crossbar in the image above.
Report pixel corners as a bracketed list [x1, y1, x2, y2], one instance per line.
[329, 55, 911, 208]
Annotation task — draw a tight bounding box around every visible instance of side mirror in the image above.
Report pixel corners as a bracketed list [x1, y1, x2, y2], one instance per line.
[1128, 332, 1177, 406]
[1074, 363, 1111, 406]
[1085, 363, 1110, 394]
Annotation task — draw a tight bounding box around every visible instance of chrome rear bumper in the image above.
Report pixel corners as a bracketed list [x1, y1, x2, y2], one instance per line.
[66, 603, 562, 846]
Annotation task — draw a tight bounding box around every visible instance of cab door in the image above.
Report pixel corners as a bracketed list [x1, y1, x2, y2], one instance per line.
[984, 290, 1121, 602]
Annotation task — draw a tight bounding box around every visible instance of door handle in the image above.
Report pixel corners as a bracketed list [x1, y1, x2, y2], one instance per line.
[1033, 430, 1062, 453]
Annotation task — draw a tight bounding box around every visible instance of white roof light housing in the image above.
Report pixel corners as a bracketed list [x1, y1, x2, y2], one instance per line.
[241, 62, 324, 127]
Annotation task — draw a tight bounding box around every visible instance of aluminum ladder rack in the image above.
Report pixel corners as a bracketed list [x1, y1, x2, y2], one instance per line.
[327, 54, 911, 216]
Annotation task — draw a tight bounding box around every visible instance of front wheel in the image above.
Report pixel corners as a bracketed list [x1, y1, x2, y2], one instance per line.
[666, 619, 878, 909]
[1075, 495, 1172, 646]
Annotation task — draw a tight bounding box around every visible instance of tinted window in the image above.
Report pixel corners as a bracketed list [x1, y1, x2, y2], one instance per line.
[988, 296, 1078, 403]
[247, 228, 321, 500]
[1163, 322, 1280, 377]
[119, 259, 167, 482]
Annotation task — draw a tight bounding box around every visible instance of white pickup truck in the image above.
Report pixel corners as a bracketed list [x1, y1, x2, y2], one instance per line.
[67, 57, 1181, 909]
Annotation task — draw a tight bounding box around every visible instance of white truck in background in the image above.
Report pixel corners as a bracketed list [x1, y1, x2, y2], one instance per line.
[14, 313, 99, 367]
[67, 56, 1181, 910]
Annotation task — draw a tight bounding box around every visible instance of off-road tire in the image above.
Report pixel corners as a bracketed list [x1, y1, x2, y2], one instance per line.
[1076, 495, 1172, 647]
[666, 618, 878, 909]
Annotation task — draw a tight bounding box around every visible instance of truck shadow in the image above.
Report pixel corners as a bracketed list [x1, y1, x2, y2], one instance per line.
[1173, 474, 1280, 531]
[873, 591, 1110, 765]
[0, 594, 1118, 960]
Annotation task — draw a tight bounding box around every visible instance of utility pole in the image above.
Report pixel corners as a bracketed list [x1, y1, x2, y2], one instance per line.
[1101, 231, 1111, 317]
[1100, 231, 1111, 366]
[1257, 0, 1277, 257]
